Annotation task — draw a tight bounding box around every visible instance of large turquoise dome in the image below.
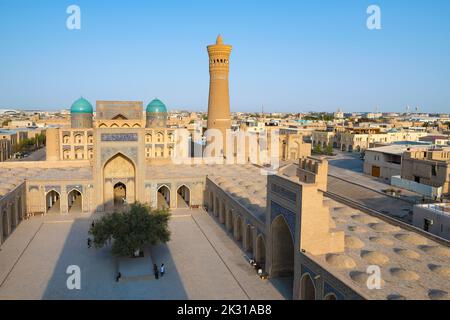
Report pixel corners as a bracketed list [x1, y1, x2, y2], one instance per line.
[70, 97, 93, 114]
[146, 98, 167, 113]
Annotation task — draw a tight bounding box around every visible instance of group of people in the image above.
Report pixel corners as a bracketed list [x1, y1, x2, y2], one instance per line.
[153, 263, 165, 279]
[249, 258, 264, 278]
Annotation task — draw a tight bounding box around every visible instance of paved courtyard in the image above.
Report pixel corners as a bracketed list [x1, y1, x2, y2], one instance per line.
[0, 209, 286, 300]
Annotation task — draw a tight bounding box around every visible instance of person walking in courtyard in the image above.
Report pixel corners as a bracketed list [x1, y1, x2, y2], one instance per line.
[160, 263, 165, 277]
[153, 263, 159, 279]
[87, 237, 92, 248]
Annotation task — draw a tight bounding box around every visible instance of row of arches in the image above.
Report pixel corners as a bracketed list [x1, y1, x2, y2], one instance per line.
[156, 185, 190, 209]
[145, 132, 174, 143]
[340, 144, 361, 153]
[62, 134, 94, 145]
[62, 148, 93, 160]
[44, 184, 192, 214]
[46, 189, 82, 214]
[98, 123, 141, 128]
[207, 188, 340, 300]
[210, 58, 229, 65]
[208, 192, 266, 268]
[1, 196, 24, 245]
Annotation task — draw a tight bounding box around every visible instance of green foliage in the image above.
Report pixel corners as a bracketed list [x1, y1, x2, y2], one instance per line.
[313, 143, 322, 154]
[326, 143, 334, 155]
[13, 133, 46, 153]
[89, 202, 171, 257]
[1, 119, 11, 127]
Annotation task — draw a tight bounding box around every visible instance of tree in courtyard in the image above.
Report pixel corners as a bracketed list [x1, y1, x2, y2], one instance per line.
[89, 202, 171, 257]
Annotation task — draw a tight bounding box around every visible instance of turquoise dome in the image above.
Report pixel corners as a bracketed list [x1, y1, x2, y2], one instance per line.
[71, 97, 93, 114]
[146, 98, 167, 113]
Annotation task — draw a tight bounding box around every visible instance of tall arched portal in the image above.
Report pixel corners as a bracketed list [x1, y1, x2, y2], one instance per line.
[103, 153, 136, 210]
[46, 190, 61, 214]
[271, 215, 294, 277]
[176, 185, 190, 208]
[68, 190, 82, 213]
[157, 186, 170, 209]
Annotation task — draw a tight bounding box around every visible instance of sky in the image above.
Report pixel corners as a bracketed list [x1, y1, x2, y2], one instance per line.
[0, 0, 449, 113]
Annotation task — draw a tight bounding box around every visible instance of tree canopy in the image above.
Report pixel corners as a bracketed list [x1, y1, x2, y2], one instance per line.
[89, 202, 171, 257]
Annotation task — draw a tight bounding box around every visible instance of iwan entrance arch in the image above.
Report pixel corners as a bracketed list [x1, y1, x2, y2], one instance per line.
[103, 153, 136, 211]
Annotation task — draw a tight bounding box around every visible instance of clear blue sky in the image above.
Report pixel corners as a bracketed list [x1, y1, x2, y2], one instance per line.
[0, 0, 449, 113]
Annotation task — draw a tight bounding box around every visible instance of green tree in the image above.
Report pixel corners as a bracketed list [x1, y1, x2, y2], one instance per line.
[313, 143, 322, 154]
[89, 202, 171, 257]
[37, 132, 46, 147]
[326, 144, 333, 155]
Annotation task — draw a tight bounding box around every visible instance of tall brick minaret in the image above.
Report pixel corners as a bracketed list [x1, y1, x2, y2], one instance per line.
[207, 35, 232, 154]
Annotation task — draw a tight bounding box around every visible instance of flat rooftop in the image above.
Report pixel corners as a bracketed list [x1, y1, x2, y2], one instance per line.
[365, 145, 411, 156]
[417, 203, 450, 216]
[0, 166, 93, 197]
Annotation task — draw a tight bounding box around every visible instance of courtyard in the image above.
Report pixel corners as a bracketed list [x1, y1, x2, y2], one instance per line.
[0, 208, 287, 300]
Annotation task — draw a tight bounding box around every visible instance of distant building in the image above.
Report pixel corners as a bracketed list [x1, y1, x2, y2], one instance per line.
[413, 203, 450, 240]
[312, 128, 428, 153]
[363, 145, 409, 180]
[399, 147, 450, 198]
[6, 120, 36, 129]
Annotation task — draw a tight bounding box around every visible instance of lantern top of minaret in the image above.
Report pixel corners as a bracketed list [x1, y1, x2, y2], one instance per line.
[216, 34, 223, 45]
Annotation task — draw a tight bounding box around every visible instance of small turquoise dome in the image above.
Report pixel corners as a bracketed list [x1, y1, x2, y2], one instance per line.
[71, 97, 93, 114]
[146, 98, 167, 113]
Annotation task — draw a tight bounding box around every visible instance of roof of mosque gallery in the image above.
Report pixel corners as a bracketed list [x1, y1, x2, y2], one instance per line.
[206, 162, 450, 300]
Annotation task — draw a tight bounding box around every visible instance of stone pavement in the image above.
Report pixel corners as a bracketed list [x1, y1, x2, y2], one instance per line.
[0, 209, 286, 300]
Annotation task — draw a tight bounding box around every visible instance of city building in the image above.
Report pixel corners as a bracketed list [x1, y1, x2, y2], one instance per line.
[312, 128, 428, 153]
[413, 203, 450, 240]
[397, 147, 450, 198]
[363, 145, 408, 180]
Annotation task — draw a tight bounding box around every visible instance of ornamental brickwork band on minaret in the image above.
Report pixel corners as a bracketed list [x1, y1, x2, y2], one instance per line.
[206, 35, 232, 156]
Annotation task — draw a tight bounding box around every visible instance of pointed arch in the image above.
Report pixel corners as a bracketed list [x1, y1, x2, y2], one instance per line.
[176, 185, 191, 208]
[270, 214, 294, 277]
[45, 189, 61, 214]
[256, 234, 266, 266]
[234, 215, 243, 242]
[67, 189, 82, 213]
[300, 273, 316, 300]
[157, 185, 171, 208]
[103, 153, 136, 210]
